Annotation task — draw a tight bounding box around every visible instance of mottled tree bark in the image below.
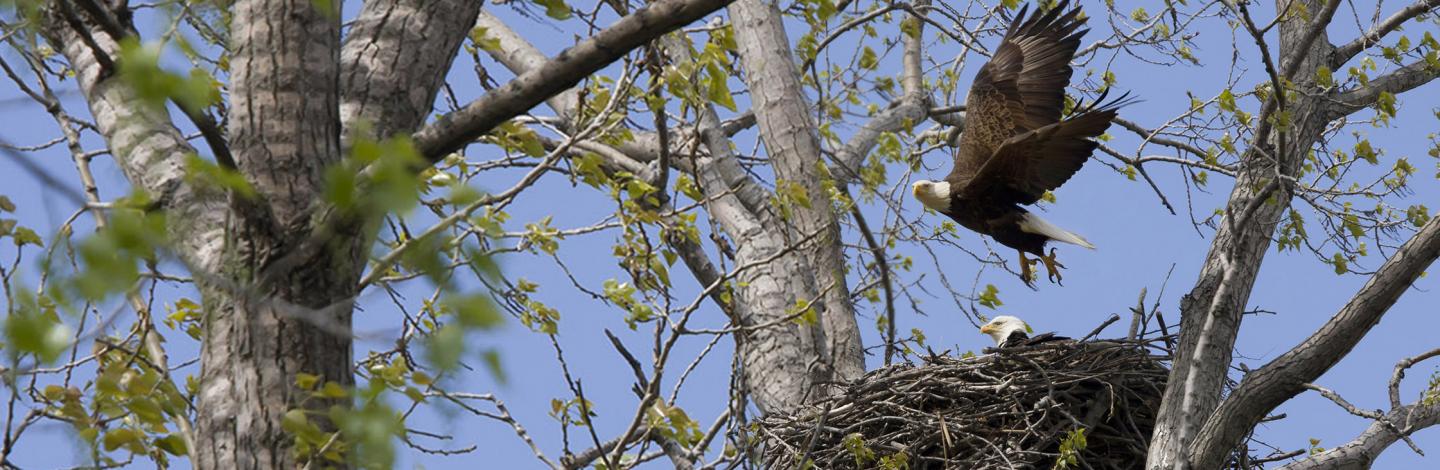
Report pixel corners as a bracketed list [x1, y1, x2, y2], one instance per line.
[1189, 215, 1440, 469]
[192, 1, 347, 467]
[1276, 401, 1440, 470]
[1148, 0, 1440, 467]
[728, 0, 866, 382]
[1147, 2, 1334, 467]
[45, 0, 481, 466]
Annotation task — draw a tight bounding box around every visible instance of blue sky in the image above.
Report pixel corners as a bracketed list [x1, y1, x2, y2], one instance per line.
[3, 0, 1439, 468]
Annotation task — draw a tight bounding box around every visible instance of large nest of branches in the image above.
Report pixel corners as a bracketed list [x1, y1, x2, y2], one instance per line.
[757, 339, 1168, 469]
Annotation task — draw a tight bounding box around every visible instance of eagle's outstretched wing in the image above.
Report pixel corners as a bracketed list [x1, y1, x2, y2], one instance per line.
[961, 92, 1134, 205]
[947, 1, 1088, 187]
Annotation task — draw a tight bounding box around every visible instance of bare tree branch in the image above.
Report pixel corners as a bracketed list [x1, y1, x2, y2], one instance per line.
[1329, 0, 1440, 68]
[1330, 59, 1440, 117]
[1276, 348, 1440, 470]
[412, 0, 738, 162]
[40, 6, 230, 276]
[1188, 214, 1440, 469]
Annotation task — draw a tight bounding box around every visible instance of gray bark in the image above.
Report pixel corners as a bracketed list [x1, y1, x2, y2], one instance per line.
[728, 0, 866, 382]
[1191, 215, 1440, 468]
[1149, 1, 1440, 467]
[43, 7, 229, 279]
[341, 0, 483, 139]
[474, 7, 864, 413]
[1275, 402, 1440, 470]
[193, 1, 347, 467]
[1147, 1, 1334, 467]
[45, 0, 480, 467]
[654, 33, 834, 414]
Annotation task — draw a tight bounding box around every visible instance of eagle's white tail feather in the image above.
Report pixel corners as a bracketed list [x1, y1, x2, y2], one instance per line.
[1018, 213, 1095, 249]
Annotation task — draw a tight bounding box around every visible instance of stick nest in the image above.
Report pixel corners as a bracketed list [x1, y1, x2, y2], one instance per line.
[757, 339, 1167, 469]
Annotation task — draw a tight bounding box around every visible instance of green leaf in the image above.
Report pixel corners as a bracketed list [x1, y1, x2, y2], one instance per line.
[858, 47, 878, 70]
[43, 385, 67, 401]
[533, 0, 572, 20]
[469, 27, 504, 53]
[0, 195, 14, 212]
[448, 293, 503, 329]
[127, 397, 166, 425]
[1315, 66, 1334, 87]
[116, 38, 221, 111]
[1131, 7, 1149, 22]
[102, 428, 141, 452]
[281, 409, 313, 437]
[706, 63, 737, 111]
[426, 324, 465, 371]
[155, 434, 189, 456]
[1217, 89, 1236, 112]
[5, 300, 69, 363]
[296, 373, 320, 391]
[1354, 139, 1378, 164]
[482, 349, 507, 385]
[318, 381, 349, 399]
[978, 284, 1003, 309]
[12, 226, 42, 247]
[185, 154, 256, 198]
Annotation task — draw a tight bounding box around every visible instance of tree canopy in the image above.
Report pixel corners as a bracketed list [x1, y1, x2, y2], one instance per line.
[0, 0, 1439, 468]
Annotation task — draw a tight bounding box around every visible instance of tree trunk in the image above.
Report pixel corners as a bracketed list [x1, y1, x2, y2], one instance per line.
[1147, 1, 1333, 467]
[728, 0, 866, 383]
[191, 1, 352, 468]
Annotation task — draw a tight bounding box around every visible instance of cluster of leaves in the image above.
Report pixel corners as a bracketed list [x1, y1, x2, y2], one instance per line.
[834, 431, 910, 470]
[1053, 428, 1089, 470]
[286, 365, 413, 469]
[41, 341, 191, 467]
[116, 39, 221, 111]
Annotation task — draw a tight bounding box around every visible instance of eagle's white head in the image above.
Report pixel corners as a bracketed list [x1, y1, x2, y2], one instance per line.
[911, 180, 953, 212]
[979, 315, 1031, 346]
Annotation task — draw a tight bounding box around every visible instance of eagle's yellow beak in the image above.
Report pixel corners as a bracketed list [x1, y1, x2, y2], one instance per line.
[979, 324, 995, 334]
[911, 182, 924, 199]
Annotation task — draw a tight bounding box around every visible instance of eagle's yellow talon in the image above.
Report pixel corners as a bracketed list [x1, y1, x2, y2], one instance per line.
[1040, 248, 1066, 285]
[1017, 249, 1037, 288]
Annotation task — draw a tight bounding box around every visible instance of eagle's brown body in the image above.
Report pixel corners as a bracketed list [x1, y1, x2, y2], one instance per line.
[912, 0, 1133, 284]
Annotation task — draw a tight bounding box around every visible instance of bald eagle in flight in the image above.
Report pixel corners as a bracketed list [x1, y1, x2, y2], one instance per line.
[980, 315, 1068, 348]
[911, 1, 1134, 286]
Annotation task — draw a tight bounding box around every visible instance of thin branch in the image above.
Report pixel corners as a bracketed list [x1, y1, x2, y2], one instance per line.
[1330, 0, 1440, 68]
[412, 0, 739, 161]
[1189, 213, 1440, 468]
[1330, 58, 1440, 117]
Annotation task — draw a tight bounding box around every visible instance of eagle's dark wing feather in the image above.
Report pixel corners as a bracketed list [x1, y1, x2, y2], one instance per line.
[1000, 331, 1072, 348]
[961, 93, 1132, 205]
[1007, 3, 1087, 131]
[947, 1, 1088, 188]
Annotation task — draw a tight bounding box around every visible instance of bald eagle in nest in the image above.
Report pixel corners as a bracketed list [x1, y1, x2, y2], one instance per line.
[980, 315, 1070, 348]
[911, 0, 1136, 286]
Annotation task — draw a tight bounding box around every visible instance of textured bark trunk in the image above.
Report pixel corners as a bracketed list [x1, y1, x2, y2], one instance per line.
[191, 1, 350, 468]
[470, 5, 863, 414]
[728, 0, 866, 382]
[1275, 401, 1440, 470]
[1146, 1, 1333, 467]
[686, 75, 833, 414]
[1188, 215, 1440, 469]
